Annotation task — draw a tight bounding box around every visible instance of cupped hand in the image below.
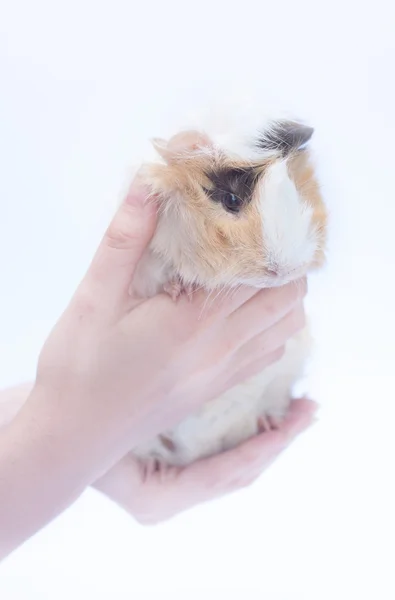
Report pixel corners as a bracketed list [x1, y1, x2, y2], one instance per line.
[0, 180, 308, 559]
[31, 181, 307, 476]
[94, 399, 317, 524]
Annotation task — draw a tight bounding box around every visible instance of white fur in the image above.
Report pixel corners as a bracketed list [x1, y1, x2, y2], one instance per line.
[164, 98, 299, 164]
[131, 112, 321, 467]
[260, 161, 317, 276]
[132, 234, 314, 468]
[134, 329, 311, 466]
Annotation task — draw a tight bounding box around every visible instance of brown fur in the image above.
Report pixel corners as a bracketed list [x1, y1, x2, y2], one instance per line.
[141, 129, 327, 290]
[288, 151, 328, 267]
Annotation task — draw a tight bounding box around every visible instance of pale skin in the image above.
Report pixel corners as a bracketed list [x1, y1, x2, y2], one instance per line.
[0, 181, 317, 560]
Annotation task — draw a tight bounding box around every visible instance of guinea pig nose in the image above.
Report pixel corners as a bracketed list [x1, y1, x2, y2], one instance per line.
[267, 268, 279, 277]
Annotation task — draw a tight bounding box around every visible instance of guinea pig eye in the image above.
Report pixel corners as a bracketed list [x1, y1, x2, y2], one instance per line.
[222, 193, 242, 213]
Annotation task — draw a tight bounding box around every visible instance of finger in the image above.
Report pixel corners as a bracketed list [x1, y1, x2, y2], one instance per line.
[177, 284, 259, 324]
[239, 398, 318, 481]
[223, 279, 307, 350]
[251, 397, 318, 455]
[81, 181, 157, 312]
[155, 284, 263, 346]
[224, 346, 286, 389]
[115, 398, 318, 524]
[234, 303, 305, 366]
[93, 453, 142, 507]
[172, 398, 317, 502]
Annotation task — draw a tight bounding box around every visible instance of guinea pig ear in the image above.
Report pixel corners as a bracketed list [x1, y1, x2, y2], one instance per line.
[152, 130, 212, 163]
[257, 120, 314, 156]
[152, 138, 172, 162]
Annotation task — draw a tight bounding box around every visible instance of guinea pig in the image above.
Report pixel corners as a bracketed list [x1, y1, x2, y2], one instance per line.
[131, 113, 328, 467]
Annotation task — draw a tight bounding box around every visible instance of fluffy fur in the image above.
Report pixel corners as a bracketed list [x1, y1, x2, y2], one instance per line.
[131, 112, 327, 467]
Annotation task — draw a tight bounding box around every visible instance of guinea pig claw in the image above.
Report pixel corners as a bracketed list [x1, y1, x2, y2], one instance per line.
[163, 280, 183, 302]
[142, 457, 167, 482]
[257, 414, 281, 433]
[164, 279, 196, 302]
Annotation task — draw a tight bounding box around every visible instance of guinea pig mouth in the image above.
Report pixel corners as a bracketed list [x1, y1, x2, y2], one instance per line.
[251, 268, 309, 289]
[267, 264, 309, 282]
[236, 264, 309, 289]
[238, 276, 287, 289]
[258, 278, 288, 289]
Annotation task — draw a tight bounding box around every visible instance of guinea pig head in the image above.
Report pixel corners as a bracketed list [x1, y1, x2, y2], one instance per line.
[143, 120, 327, 290]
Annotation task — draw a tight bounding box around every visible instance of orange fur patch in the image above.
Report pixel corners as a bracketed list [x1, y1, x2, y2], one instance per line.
[288, 152, 328, 267]
[141, 133, 327, 289]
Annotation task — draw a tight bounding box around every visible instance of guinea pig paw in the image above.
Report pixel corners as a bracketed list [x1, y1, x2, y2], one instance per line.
[163, 280, 184, 302]
[257, 414, 282, 433]
[163, 279, 197, 302]
[143, 456, 167, 481]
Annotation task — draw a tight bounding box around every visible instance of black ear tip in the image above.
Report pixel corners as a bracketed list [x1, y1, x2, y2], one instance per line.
[279, 121, 315, 149]
[298, 124, 315, 144]
[256, 120, 315, 155]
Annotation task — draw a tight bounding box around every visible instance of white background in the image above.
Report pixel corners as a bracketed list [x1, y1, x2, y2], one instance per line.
[1, 0, 395, 598]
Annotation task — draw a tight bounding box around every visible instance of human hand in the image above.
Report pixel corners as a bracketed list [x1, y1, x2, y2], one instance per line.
[0, 181, 307, 559]
[94, 399, 317, 524]
[30, 180, 307, 478]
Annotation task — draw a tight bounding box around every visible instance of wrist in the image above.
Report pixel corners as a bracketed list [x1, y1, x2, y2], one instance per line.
[0, 383, 124, 559]
[21, 381, 130, 482]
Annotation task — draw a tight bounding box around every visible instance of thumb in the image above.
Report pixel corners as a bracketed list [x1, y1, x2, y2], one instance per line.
[83, 181, 157, 310]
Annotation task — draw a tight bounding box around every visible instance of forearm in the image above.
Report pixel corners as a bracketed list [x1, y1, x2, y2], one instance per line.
[0, 385, 84, 558]
[0, 383, 132, 560]
[0, 383, 33, 430]
[0, 383, 140, 540]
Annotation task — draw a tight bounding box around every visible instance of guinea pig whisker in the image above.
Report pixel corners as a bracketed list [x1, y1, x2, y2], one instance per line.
[201, 283, 236, 319]
[199, 287, 219, 320]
